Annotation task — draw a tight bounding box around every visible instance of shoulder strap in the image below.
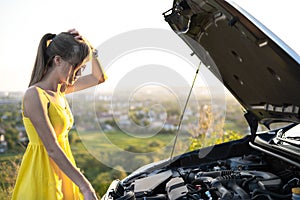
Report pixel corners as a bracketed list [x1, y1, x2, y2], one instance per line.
[35, 87, 51, 109]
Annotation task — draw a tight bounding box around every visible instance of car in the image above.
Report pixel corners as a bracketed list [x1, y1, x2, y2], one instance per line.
[101, 0, 300, 199]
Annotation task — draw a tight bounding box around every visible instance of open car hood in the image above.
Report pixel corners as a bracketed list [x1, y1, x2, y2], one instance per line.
[164, 0, 300, 127]
[101, 2, 300, 199]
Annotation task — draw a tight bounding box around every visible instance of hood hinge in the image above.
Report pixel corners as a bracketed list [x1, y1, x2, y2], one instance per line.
[244, 111, 258, 139]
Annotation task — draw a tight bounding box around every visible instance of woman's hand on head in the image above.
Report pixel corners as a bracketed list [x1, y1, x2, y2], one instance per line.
[67, 28, 94, 50]
[68, 28, 83, 40]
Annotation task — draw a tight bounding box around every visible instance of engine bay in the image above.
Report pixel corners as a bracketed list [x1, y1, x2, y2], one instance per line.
[104, 151, 300, 200]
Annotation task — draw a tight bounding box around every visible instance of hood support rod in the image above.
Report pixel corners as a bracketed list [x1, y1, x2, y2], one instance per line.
[170, 60, 202, 161]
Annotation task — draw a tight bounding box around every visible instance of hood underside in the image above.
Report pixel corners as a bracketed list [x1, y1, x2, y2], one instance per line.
[164, 0, 300, 125]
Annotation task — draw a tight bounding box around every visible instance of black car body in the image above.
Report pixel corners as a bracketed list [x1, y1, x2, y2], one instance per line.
[102, 0, 300, 199]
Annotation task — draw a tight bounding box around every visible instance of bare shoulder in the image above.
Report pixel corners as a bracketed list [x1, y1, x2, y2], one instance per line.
[23, 86, 40, 103]
[23, 86, 46, 117]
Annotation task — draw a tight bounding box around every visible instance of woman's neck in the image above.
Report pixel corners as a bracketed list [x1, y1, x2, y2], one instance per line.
[35, 80, 63, 94]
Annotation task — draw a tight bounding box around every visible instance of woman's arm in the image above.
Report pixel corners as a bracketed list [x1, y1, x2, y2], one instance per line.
[65, 29, 107, 94]
[23, 87, 97, 199]
[66, 51, 107, 94]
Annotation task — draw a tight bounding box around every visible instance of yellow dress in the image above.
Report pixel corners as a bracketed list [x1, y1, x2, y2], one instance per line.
[12, 87, 83, 200]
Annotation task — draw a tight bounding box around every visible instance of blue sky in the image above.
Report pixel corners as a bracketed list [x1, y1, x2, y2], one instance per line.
[0, 0, 299, 92]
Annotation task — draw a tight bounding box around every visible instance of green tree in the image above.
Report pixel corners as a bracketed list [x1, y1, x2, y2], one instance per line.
[189, 105, 213, 151]
[189, 105, 243, 151]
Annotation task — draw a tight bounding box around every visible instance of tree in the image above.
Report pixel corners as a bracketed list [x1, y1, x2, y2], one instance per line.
[189, 104, 213, 151]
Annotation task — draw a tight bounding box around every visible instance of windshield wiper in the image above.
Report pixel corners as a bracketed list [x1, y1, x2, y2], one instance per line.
[275, 137, 300, 148]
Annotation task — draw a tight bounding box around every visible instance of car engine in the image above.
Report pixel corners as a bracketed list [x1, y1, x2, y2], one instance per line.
[103, 151, 300, 200]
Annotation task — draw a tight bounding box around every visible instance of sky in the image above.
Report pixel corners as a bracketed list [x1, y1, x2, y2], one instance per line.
[0, 0, 299, 92]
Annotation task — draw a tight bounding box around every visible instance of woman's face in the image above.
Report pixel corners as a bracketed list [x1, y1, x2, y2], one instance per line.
[57, 57, 86, 86]
[65, 62, 86, 85]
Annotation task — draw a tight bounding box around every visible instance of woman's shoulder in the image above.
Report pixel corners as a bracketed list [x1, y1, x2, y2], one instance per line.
[23, 86, 51, 116]
[23, 86, 48, 104]
[24, 86, 39, 99]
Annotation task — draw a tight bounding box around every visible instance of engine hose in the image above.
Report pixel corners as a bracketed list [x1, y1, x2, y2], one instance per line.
[195, 170, 233, 179]
[241, 176, 256, 188]
[251, 194, 273, 200]
[216, 174, 239, 181]
[211, 180, 233, 199]
[282, 177, 300, 192]
[252, 189, 291, 199]
[228, 182, 250, 200]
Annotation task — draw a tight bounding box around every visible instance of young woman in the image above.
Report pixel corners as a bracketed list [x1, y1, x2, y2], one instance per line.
[12, 29, 106, 200]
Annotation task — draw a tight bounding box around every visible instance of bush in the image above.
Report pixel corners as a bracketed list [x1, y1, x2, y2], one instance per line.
[133, 155, 151, 167]
[92, 166, 127, 197]
[0, 157, 21, 199]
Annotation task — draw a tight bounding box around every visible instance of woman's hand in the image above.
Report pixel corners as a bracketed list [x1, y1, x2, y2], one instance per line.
[65, 28, 107, 94]
[68, 28, 83, 40]
[68, 28, 95, 50]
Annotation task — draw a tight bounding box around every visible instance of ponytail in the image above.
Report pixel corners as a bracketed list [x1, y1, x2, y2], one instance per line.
[28, 33, 56, 87]
[28, 32, 90, 87]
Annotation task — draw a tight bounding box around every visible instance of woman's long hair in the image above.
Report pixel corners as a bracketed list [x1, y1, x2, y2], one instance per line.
[28, 32, 90, 87]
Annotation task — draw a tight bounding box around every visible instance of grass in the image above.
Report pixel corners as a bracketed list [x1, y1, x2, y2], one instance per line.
[74, 130, 191, 172]
[0, 130, 191, 198]
[0, 156, 21, 200]
[78, 130, 178, 151]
